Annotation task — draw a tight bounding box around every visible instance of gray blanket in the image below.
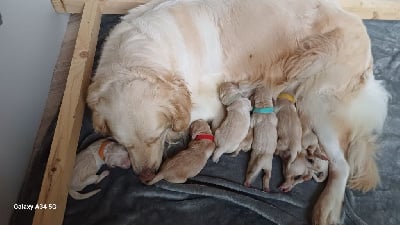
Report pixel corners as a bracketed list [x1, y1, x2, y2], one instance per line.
[62, 16, 400, 225]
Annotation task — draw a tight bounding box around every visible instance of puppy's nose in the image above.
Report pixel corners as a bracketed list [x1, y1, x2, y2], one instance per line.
[139, 168, 156, 183]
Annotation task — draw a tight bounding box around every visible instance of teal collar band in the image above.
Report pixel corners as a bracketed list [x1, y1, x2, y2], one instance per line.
[252, 107, 275, 114]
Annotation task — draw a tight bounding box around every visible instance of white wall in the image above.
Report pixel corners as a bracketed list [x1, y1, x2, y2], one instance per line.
[0, 0, 68, 224]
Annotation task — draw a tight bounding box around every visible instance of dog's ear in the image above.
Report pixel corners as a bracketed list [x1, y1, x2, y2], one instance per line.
[87, 76, 112, 135]
[170, 100, 191, 132]
[92, 111, 110, 135]
[167, 78, 191, 132]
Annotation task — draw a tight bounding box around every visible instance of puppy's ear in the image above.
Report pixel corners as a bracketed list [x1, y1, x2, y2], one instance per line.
[312, 171, 327, 183]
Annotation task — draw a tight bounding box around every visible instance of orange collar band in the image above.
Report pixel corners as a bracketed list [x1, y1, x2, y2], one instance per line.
[278, 93, 296, 104]
[98, 140, 112, 161]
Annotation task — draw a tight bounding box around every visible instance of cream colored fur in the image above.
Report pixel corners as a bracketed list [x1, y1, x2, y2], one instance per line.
[213, 97, 252, 162]
[147, 119, 215, 185]
[279, 149, 329, 193]
[245, 86, 277, 192]
[276, 89, 302, 165]
[69, 139, 130, 200]
[87, 1, 389, 224]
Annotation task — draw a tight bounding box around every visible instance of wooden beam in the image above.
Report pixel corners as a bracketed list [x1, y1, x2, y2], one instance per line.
[52, 0, 149, 14]
[50, 0, 400, 19]
[338, 0, 400, 20]
[32, 1, 101, 225]
[51, 0, 67, 13]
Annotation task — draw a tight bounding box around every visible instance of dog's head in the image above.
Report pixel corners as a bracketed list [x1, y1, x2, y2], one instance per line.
[87, 71, 191, 183]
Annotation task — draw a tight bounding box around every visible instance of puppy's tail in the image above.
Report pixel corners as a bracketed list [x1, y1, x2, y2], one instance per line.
[345, 76, 389, 192]
[69, 189, 101, 200]
[146, 174, 164, 185]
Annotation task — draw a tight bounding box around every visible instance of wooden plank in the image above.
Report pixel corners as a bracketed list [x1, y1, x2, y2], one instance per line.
[50, 0, 400, 19]
[57, 0, 148, 14]
[339, 0, 400, 19]
[32, 0, 101, 225]
[51, 0, 67, 13]
[9, 14, 81, 225]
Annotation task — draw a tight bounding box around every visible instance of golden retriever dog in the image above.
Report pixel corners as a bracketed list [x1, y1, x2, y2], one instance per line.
[146, 119, 215, 185]
[278, 149, 329, 193]
[87, 0, 389, 224]
[245, 86, 277, 192]
[276, 89, 302, 165]
[69, 139, 131, 200]
[213, 97, 252, 162]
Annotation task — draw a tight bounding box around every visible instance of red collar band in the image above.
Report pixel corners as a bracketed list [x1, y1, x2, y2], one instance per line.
[194, 133, 214, 142]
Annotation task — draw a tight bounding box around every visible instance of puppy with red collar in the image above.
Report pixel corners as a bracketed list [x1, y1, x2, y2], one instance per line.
[69, 139, 131, 200]
[146, 119, 215, 185]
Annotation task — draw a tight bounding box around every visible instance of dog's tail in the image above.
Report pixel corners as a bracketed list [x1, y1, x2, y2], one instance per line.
[346, 134, 380, 192]
[345, 76, 389, 192]
[146, 174, 164, 185]
[69, 189, 101, 200]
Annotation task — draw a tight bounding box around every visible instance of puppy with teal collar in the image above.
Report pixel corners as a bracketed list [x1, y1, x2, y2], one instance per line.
[245, 86, 277, 192]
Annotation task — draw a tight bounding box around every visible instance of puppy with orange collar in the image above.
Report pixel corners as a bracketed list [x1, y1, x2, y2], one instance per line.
[69, 139, 131, 200]
[146, 119, 215, 185]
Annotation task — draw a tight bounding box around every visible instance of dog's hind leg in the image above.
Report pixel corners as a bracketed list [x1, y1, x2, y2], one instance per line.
[312, 122, 348, 225]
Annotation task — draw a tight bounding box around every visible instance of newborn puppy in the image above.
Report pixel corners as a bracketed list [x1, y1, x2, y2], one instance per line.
[147, 119, 215, 185]
[276, 91, 302, 165]
[212, 97, 252, 162]
[69, 139, 131, 200]
[218, 82, 254, 156]
[279, 149, 329, 192]
[298, 110, 328, 160]
[245, 86, 277, 192]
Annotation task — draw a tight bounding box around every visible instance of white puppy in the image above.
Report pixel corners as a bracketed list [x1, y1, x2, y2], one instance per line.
[279, 149, 329, 192]
[69, 139, 131, 200]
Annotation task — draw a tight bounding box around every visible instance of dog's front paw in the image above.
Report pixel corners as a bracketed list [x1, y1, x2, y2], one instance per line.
[312, 189, 343, 225]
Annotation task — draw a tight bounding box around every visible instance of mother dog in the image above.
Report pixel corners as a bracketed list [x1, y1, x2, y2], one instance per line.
[87, 0, 389, 224]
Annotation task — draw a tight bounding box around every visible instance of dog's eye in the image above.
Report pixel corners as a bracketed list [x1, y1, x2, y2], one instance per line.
[306, 158, 314, 164]
[316, 172, 324, 178]
[294, 175, 302, 180]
